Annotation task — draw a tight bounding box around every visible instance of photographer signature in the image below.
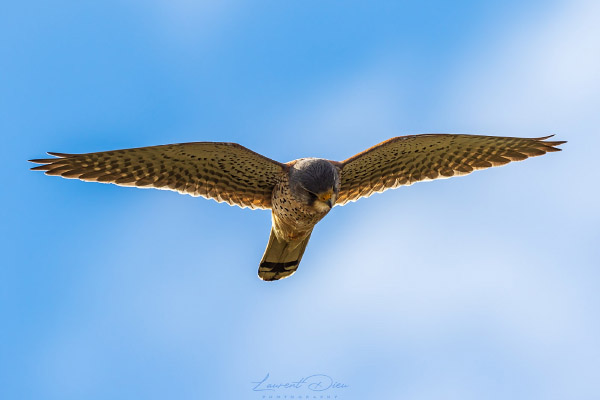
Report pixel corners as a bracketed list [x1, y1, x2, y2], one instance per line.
[252, 373, 348, 392]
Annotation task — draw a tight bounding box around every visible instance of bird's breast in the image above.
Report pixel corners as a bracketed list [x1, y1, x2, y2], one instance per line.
[270, 175, 329, 239]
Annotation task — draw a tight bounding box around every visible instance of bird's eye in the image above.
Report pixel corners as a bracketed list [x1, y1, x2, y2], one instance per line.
[300, 184, 316, 196]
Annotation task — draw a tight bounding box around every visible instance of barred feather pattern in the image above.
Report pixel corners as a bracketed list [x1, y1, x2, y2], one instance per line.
[335, 134, 566, 206]
[30, 142, 286, 209]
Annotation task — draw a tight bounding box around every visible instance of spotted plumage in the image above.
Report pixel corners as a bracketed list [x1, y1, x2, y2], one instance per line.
[30, 134, 565, 281]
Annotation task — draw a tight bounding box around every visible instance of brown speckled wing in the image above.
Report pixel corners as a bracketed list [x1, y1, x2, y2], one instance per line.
[335, 134, 566, 206]
[30, 142, 286, 209]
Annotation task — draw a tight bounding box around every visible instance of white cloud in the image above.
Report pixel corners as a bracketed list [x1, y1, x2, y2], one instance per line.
[444, 0, 600, 128]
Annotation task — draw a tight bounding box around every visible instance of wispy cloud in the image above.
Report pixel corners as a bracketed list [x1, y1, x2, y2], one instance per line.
[444, 0, 600, 129]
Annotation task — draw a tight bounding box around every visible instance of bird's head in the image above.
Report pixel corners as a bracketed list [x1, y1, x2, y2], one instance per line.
[289, 158, 340, 212]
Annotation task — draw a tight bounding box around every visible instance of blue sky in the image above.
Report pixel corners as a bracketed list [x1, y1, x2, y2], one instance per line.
[2, 0, 599, 399]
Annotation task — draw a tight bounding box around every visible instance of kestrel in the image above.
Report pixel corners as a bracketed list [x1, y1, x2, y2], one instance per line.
[30, 134, 565, 281]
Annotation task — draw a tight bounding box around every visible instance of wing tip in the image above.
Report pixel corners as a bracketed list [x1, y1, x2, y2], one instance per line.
[47, 151, 72, 157]
[29, 151, 71, 165]
[535, 135, 566, 153]
[30, 164, 52, 171]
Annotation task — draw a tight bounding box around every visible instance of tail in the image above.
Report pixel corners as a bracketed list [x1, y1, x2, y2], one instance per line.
[258, 228, 312, 281]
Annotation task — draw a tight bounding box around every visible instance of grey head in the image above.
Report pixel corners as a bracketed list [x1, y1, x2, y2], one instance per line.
[289, 158, 340, 212]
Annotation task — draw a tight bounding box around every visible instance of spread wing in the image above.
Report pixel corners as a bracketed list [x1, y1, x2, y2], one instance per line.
[335, 134, 566, 206]
[30, 142, 286, 209]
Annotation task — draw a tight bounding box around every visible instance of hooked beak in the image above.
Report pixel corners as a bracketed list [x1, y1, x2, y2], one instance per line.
[318, 189, 334, 209]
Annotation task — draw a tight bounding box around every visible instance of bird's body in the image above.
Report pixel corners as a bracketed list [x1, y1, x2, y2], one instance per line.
[260, 158, 340, 280]
[30, 134, 565, 281]
[272, 162, 330, 239]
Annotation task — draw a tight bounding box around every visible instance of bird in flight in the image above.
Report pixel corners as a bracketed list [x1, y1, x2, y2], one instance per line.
[30, 134, 565, 281]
